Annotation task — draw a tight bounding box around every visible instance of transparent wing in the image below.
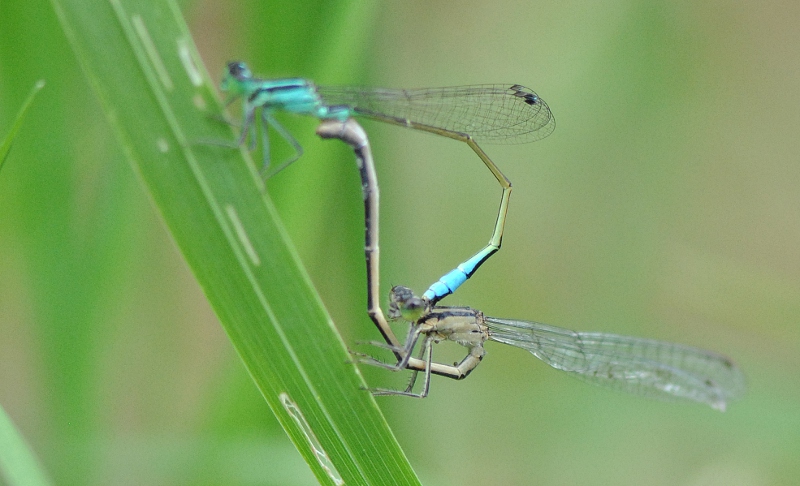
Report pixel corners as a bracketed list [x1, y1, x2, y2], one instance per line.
[485, 317, 746, 411]
[316, 84, 555, 144]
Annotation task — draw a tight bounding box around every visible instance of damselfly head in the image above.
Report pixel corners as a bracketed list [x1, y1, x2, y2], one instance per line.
[388, 286, 427, 322]
[221, 61, 252, 93]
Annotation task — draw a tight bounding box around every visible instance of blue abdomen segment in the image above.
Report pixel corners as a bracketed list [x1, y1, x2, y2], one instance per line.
[249, 80, 352, 121]
[423, 247, 497, 302]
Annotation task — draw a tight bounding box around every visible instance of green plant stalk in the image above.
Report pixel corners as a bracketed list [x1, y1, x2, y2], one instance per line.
[47, 0, 420, 484]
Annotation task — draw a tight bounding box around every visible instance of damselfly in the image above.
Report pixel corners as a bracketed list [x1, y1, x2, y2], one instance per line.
[359, 285, 745, 411]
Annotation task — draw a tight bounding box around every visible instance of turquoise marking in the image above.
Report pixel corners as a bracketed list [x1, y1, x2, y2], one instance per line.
[221, 62, 351, 177]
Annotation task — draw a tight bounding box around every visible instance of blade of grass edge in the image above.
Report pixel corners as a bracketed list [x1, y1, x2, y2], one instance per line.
[47, 1, 419, 484]
[0, 80, 45, 174]
[0, 403, 53, 486]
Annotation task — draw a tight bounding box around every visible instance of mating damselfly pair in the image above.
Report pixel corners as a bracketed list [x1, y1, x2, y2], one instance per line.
[220, 62, 745, 411]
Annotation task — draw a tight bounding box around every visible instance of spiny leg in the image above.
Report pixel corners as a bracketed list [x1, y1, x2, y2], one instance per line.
[197, 104, 302, 181]
[262, 112, 305, 178]
[193, 110, 248, 150]
[357, 333, 487, 397]
[241, 104, 257, 150]
[371, 335, 434, 398]
[354, 322, 423, 372]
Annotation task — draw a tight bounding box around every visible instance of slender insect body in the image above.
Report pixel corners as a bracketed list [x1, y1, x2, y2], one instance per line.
[364, 285, 745, 410]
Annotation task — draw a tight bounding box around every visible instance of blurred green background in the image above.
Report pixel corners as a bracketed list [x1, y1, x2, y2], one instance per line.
[1, 0, 798, 484]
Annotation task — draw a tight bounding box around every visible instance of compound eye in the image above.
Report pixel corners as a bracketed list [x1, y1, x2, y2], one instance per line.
[227, 61, 250, 79]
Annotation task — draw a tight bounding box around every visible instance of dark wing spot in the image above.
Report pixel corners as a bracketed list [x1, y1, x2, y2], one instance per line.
[510, 84, 540, 106]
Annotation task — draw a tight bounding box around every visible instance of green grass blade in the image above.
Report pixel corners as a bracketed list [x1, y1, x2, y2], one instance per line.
[0, 403, 53, 486]
[0, 80, 44, 174]
[47, 1, 419, 484]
